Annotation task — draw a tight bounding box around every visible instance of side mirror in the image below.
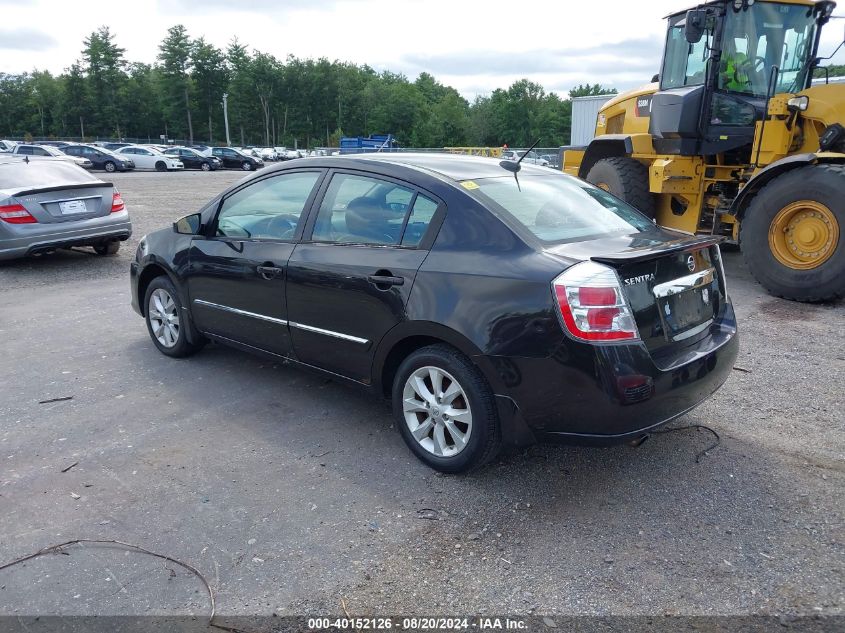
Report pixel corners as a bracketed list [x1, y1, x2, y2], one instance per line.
[174, 213, 203, 235]
[651, 73, 660, 83]
[684, 9, 706, 44]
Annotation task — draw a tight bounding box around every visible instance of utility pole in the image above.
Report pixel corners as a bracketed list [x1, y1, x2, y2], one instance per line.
[222, 93, 231, 147]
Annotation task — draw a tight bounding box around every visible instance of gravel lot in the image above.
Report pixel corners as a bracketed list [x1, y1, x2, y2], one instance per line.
[0, 170, 843, 623]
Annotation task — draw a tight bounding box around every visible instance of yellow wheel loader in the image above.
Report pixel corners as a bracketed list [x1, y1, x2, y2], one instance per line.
[564, 0, 845, 302]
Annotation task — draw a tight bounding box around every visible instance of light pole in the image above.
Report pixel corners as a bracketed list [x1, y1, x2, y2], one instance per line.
[222, 93, 231, 147]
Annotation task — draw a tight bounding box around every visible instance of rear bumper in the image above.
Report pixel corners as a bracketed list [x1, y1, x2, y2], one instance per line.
[489, 304, 739, 445]
[0, 215, 132, 260]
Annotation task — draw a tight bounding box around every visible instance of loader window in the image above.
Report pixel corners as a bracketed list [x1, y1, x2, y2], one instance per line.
[718, 3, 818, 96]
[662, 24, 711, 90]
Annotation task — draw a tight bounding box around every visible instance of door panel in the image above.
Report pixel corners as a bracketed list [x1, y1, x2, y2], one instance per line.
[286, 243, 428, 380]
[188, 239, 294, 355]
[285, 171, 442, 382]
[186, 170, 324, 356]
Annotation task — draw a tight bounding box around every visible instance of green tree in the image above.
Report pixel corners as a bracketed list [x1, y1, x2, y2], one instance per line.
[81, 26, 127, 137]
[569, 83, 617, 98]
[191, 38, 227, 143]
[158, 25, 194, 143]
[63, 64, 89, 138]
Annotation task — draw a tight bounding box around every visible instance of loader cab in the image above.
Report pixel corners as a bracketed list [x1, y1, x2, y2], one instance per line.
[650, 0, 833, 158]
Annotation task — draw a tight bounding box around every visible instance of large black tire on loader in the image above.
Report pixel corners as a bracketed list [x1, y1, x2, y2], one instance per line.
[585, 157, 655, 219]
[740, 164, 845, 302]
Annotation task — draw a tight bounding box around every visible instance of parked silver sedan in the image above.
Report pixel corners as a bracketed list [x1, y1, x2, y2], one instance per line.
[0, 157, 132, 260]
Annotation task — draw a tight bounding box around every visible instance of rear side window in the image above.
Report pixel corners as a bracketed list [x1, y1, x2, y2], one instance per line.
[470, 175, 654, 244]
[312, 173, 435, 246]
[402, 195, 438, 247]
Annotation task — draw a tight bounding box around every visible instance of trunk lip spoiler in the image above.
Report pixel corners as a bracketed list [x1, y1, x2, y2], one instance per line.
[11, 182, 113, 197]
[590, 235, 725, 265]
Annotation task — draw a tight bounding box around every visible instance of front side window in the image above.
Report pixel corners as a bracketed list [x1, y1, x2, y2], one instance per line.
[662, 22, 712, 89]
[469, 175, 654, 244]
[216, 172, 321, 240]
[312, 174, 418, 246]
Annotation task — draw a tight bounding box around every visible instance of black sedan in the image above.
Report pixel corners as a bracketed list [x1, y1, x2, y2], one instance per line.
[63, 144, 135, 173]
[210, 146, 263, 171]
[164, 147, 221, 171]
[130, 154, 738, 473]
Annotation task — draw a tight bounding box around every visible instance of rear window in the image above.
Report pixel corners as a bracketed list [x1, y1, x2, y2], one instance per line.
[0, 160, 101, 190]
[468, 175, 654, 244]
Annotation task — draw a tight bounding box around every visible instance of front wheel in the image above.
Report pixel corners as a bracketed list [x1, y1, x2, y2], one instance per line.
[144, 276, 206, 358]
[201, 162, 211, 171]
[740, 164, 844, 302]
[392, 345, 501, 473]
[155, 161, 167, 172]
[241, 161, 253, 171]
[103, 161, 116, 173]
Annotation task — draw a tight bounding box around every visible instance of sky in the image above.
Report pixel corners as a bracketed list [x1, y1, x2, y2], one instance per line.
[1, 0, 843, 99]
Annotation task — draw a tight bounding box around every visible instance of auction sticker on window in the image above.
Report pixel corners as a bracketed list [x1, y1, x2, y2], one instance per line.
[460, 180, 480, 190]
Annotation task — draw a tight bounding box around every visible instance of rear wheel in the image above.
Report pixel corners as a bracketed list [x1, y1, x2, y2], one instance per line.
[144, 276, 205, 358]
[104, 161, 116, 173]
[392, 345, 501, 473]
[741, 164, 844, 302]
[94, 241, 120, 256]
[586, 157, 655, 219]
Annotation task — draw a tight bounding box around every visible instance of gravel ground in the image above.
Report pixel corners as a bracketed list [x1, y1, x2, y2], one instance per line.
[0, 170, 842, 622]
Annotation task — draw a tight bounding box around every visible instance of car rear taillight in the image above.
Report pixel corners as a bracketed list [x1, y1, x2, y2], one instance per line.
[0, 203, 37, 224]
[111, 191, 125, 213]
[553, 261, 639, 342]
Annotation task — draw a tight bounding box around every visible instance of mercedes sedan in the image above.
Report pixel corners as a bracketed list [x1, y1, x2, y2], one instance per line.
[130, 154, 738, 472]
[1, 157, 131, 259]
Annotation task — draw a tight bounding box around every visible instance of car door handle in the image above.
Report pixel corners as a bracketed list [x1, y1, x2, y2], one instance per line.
[257, 265, 284, 280]
[367, 274, 404, 287]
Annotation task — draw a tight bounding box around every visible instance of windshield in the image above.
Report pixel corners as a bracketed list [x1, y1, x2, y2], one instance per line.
[719, 2, 818, 96]
[467, 175, 655, 244]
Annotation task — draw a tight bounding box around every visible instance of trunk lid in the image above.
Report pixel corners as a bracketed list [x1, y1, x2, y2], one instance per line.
[11, 183, 113, 224]
[547, 231, 727, 357]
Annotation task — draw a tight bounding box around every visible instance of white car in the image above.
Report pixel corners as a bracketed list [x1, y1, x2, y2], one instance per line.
[256, 147, 278, 161]
[11, 144, 93, 169]
[501, 149, 549, 167]
[0, 140, 18, 153]
[117, 145, 183, 171]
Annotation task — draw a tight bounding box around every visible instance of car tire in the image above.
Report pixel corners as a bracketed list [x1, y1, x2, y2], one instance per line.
[143, 276, 206, 358]
[104, 161, 116, 173]
[155, 161, 166, 172]
[392, 344, 501, 473]
[201, 162, 211, 171]
[94, 241, 120, 256]
[586, 157, 655, 219]
[242, 161, 253, 171]
[740, 164, 845, 302]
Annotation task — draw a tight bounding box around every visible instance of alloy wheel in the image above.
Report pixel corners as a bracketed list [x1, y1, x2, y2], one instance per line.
[402, 366, 472, 458]
[148, 288, 180, 348]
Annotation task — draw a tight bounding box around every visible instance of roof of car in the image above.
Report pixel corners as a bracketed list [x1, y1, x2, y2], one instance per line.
[309, 152, 556, 182]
